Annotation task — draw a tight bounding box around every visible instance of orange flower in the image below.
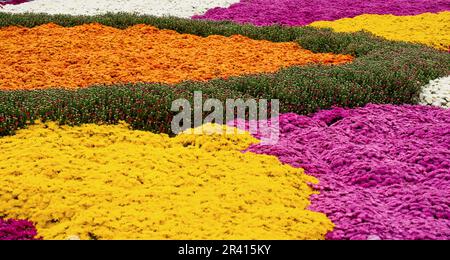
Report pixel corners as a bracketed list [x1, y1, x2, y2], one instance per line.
[0, 23, 353, 90]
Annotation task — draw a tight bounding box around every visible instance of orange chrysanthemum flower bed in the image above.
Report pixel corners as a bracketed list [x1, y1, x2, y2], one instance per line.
[0, 23, 353, 90]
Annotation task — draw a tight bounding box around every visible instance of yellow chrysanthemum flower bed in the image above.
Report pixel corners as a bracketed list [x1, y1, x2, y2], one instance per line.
[0, 122, 333, 240]
[310, 11, 450, 51]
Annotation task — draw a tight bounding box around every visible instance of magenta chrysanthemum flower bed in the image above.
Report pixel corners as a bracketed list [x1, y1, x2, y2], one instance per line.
[0, 0, 31, 5]
[194, 0, 450, 26]
[239, 104, 450, 240]
[0, 219, 40, 240]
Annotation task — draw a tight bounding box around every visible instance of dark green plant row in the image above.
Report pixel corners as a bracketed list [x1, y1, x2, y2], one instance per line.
[0, 84, 252, 136]
[0, 13, 449, 136]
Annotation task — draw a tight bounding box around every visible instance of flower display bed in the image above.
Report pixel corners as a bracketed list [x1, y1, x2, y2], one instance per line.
[194, 0, 450, 26]
[0, 23, 351, 90]
[0, 13, 448, 137]
[241, 104, 450, 240]
[0, 0, 240, 17]
[0, 122, 332, 240]
[310, 12, 450, 51]
[0, 4, 449, 240]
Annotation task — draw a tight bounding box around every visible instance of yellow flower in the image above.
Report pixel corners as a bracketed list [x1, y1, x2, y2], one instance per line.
[310, 11, 450, 51]
[0, 122, 333, 240]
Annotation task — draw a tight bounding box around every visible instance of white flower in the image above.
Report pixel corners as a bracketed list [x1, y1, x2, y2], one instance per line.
[0, 0, 240, 17]
[420, 76, 450, 109]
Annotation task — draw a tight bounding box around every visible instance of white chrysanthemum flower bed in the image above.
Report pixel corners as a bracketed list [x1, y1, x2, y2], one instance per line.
[0, 0, 240, 17]
[420, 76, 450, 109]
